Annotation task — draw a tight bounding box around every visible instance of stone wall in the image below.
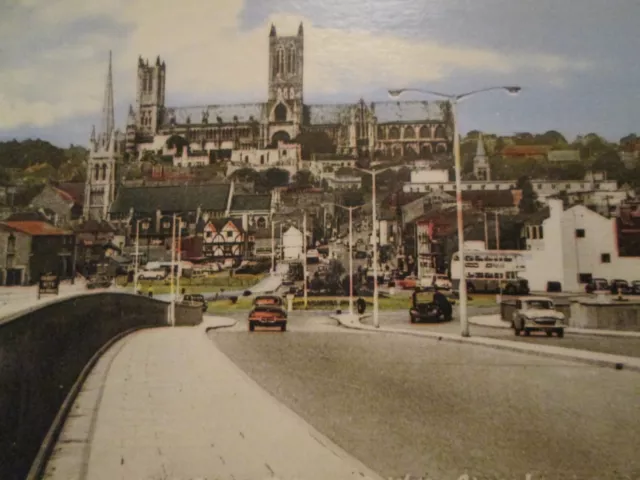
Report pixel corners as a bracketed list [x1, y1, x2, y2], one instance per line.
[570, 300, 640, 330]
[0, 292, 168, 480]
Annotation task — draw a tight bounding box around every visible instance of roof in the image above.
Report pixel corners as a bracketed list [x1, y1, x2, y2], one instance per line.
[4, 211, 52, 223]
[460, 190, 519, 209]
[110, 184, 231, 214]
[161, 103, 265, 127]
[305, 104, 352, 125]
[501, 145, 552, 156]
[1, 220, 72, 236]
[547, 150, 580, 162]
[373, 101, 445, 123]
[230, 194, 271, 212]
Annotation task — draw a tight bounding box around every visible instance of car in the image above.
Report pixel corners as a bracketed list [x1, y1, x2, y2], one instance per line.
[87, 275, 111, 289]
[253, 295, 285, 307]
[409, 291, 453, 323]
[138, 269, 167, 280]
[182, 294, 208, 312]
[398, 275, 419, 290]
[610, 279, 632, 295]
[511, 296, 565, 337]
[248, 305, 288, 332]
[585, 278, 609, 293]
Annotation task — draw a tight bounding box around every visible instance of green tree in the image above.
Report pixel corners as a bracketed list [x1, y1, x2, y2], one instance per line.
[516, 176, 540, 214]
[262, 168, 290, 189]
[592, 150, 626, 181]
[231, 167, 260, 183]
[292, 169, 315, 187]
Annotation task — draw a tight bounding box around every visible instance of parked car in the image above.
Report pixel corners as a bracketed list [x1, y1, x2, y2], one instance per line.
[511, 296, 565, 337]
[253, 295, 284, 307]
[138, 269, 167, 280]
[610, 279, 632, 295]
[248, 305, 288, 332]
[631, 280, 640, 295]
[585, 278, 609, 293]
[409, 291, 453, 323]
[182, 294, 208, 312]
[397, 275, 419, 290]
[87, 275, 111, 289]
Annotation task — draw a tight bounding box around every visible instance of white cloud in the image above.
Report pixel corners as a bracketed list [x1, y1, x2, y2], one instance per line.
[0, 0, 592, 131]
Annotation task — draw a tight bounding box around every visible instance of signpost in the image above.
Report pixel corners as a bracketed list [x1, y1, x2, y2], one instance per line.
[38, 272, 59, 299]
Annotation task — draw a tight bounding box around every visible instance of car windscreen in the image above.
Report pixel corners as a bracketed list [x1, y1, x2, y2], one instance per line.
[525, 300, 552, 309]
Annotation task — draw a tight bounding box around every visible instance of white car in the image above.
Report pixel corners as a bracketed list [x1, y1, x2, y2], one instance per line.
[138, 269, 167, 280]
[512, 296, 565, 337]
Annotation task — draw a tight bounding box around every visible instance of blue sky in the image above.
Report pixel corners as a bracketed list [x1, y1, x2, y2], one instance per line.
[0, 0, 638, 147]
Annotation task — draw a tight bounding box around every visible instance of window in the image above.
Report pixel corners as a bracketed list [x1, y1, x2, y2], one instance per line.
[226, 231, 233, 238]
[601, 253, 611, 263]
[578, 273, 592, 284]
[575, 229, 585, 238]
[539, 226, 543, 239]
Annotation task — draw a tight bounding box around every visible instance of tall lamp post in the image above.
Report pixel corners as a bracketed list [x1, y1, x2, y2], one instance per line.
[388, 86, 521, 337]
[329, 203, 362, 314]
[133, 217, 151, 294]
[355, 166, 390, 328]
[169, 213, 183, 327]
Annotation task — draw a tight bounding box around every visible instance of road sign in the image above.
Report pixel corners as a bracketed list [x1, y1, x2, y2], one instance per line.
[38, 272, 59, 299]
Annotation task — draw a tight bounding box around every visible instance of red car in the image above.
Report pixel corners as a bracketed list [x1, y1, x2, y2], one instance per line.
[248, 305, 288, 332]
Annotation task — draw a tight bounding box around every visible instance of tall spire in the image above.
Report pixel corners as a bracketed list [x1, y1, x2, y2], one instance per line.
[475, 133, 486, 157]
[100, 50, 115, 143]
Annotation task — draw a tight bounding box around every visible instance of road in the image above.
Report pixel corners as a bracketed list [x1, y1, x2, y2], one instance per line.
[209, 312, 640, 479]
[363, 310, 640, 358]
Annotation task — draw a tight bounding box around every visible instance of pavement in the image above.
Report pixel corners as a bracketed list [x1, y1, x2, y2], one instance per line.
[43, 314, 384, 480]
[471, 313, 640, 338]
[332, 313, 640, 372]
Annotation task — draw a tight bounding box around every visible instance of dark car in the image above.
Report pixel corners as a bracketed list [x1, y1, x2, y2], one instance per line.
[585, 278, 609, 293]
[610, 279, 632, 295]
[409, 291, 453, 323]
[182, 294, 208, 312]
[253, 295, 285, 307]
[87, 275, 111, 289]
[631, 280, 640, 295]
[248, 305, 288, 332]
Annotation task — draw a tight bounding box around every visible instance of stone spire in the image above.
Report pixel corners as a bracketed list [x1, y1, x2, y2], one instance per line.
[90, 124, 96, 143]
[270, 24, 276, 37]
[475, 133, 486, 158]
[127, 104, 136, 126]
[298, 22, 304, 36]
[100, 50, 115, 145]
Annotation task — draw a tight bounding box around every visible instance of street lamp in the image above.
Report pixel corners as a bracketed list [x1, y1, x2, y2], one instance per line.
[329, 203, 362, 315]
[355, 166, 391, 328]
[133, 217, 151, 294]
[388, 85, 521, 337]
[169, 213, 184, 327]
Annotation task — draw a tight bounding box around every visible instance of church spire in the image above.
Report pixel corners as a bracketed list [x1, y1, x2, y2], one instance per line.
[475, 133, 486, 158]
[298, 22, 303, 36]
[270, 24, 277, 37]
[100, 50, 115, 144]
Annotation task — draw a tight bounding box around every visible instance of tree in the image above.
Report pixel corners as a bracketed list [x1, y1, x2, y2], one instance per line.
[539, 130, 568, 145]
[293, 131, 335, 160]
[516, 176, 539, 214]
[262, 168, 290, 189]
[231, 167, 260, 183]
[292, 169, 315, 187]
[592, 150, 626, 181]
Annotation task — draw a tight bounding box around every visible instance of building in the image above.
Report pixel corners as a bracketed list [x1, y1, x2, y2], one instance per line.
[473, 133, 491, 181]
[84, 52, 124, 221]
[227, 142, 301, 177]
[126, 23, 452, 159]
[282, 226, 304, 260]
[28, 183, 85, 227]
[521, 199, 640, 292]
[0, 220, 76, 285]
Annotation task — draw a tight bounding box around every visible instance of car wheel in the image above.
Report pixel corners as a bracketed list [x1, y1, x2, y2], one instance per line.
[249, 322, 255, 332]
[410, 315, 416, 324]
[524, 329, 531, 336]
[557, 329, 564, 338]
[281, 324, 287, 332]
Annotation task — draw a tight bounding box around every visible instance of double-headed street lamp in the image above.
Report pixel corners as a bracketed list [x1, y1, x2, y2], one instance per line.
[328, 203, 362, 315]
[388, 86, 521, 337]
[355, 166, 391, 328]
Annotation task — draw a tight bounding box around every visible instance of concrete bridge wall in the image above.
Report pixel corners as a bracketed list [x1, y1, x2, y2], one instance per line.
[0, 293, 199, 480]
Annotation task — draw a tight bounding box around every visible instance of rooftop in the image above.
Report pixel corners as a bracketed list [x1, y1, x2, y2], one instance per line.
[111, 184, 231, 214]
[1, 220, 72, 236]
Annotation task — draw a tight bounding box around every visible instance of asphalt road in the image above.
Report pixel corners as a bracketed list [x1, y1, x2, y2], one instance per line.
[208, 312, 640, 479]
[365, 310, 640, 358]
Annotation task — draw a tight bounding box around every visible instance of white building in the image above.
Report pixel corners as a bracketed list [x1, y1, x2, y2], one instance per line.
[521, 199, 640, 292]
[325, 175, 362, 191]
[227, 142, 301, 177]
[282, 226, 304, 260]
[173, 146, 210, 167]
[307, 156, 357, 179]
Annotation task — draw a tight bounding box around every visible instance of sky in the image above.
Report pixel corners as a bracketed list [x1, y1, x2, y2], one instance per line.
[0, 0, 639, 148]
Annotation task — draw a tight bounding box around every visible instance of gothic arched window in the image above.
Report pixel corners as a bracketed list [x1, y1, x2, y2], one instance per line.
[434, 125, 446, 138]
[274, 103, 287, 122]
[277, 48, 284, 75]
[404, 126, 416, 139]
[94, 164, 100, 181]
[101, 164, 107, 181]
[388, 127, 400, 140]
[289, 87, 295, 99]
[419, 125, 431, 138]
[288, 47, 296, 74]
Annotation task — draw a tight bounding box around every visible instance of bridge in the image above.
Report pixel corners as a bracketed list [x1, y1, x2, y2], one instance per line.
[1, 276, 640, 480]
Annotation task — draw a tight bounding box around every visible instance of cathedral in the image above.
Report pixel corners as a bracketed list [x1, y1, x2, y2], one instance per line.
[125, 23, 453, 159]
[83, 23, 454, 221]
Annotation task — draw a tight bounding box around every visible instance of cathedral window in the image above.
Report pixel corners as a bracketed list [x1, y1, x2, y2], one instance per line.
[289, 87, 295, 99]
[389, 127, 400, 140]
[404, 126, 416, 139]
[274, 103, 287, 122]
[94, 164, 100, 181]
[101, 164, 107, 181]
[288, 48, 296, 74]
[377, 126, 385, 139]
[277, 48, 284, 75]
[434, 125, 446, 138]
[419, 125, 431, 138]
